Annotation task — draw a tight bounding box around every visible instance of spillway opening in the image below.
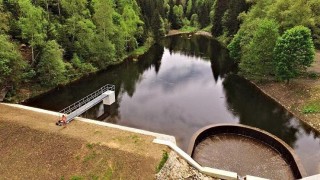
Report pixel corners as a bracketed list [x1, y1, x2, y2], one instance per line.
[188, 124, 306, 179]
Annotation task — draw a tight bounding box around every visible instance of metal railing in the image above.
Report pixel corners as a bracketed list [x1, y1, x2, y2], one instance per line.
[59, 84, 115, 115]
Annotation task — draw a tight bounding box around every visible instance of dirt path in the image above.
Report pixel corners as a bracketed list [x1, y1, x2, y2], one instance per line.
[308, 51, 320, 73]
[0, 104, 167, 179]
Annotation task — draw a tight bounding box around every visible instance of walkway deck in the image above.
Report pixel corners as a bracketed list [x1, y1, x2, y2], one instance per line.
[59, 84, 115, 123]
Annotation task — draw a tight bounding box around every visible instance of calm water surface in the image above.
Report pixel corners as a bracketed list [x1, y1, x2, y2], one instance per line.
[24, 35, 320, 175]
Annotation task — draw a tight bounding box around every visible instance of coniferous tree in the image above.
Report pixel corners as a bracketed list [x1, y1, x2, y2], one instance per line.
[211, 0, 229, 37]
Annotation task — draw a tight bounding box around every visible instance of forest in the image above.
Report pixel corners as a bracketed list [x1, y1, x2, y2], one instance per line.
[0, 0, 320, 94]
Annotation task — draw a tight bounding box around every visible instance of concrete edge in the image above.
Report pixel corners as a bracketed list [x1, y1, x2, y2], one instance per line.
[153, 139, 238, 180]
[187, 123, 306, 178]
[1, 103, 177, 144]
[245, 175, 269, 180]
[300, 174, 320, 180]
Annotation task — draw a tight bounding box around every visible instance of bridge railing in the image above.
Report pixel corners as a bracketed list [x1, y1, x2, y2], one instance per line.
[59, 84, 115, 115]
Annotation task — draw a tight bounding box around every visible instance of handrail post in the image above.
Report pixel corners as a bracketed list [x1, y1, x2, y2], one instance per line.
[58, 84, 115, 120]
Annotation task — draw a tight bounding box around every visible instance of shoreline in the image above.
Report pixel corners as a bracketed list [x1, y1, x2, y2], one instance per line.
[11, 34, 320, 135]
[166, 29, 213, 38]
[10, 40, 155, 103]
[165, 32, 320, 133]
[251, 79, 320, 133]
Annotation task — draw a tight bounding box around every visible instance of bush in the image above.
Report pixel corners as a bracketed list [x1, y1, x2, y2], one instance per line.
[71, 54, 97, 76]
[274, 26, 315, 83]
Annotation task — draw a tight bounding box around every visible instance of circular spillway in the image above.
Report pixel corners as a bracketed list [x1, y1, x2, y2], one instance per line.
[188, 124, 306, 179]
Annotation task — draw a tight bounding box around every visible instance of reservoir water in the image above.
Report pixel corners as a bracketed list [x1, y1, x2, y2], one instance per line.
[24, 35, 320, 176]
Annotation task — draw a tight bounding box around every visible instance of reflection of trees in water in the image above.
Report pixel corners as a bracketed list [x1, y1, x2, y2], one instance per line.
[119, 44, 164, 97]
[162, 34, 210, 58]
[89, 44, 165, 122]
[162, 34, 236, 82]
[222, 74, 299, 147]
[298, 120, 320, 139]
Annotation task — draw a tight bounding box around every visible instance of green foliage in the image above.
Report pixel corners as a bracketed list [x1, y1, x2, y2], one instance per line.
[274, 26, 315, 82]
[240, 19, 280, 77]
[211, 0, 229, 37]
[228, 19, 280, 79]
[302, 99, 320, 114]
[267, 0, 315, 31]
[172, 5, 183, 29]
[156, 151, 169, 173]
[120, 3, 144, 51]
[37, 40, 66, 87]
[302, 104, 320, 114]
[239, 0, 320, 47]
[151, 10, 165, 41]
[227, 32, 242, 61]
[71, 54, 97, 75]
[0, 2, 10, 34]
[180, 26, 197, 33]
[221, 0, 248, 36]
[190, 14, 200, 28]
[3, 0, 319, 96]
[18, 0, 48, 63]
[0, 34, 25, 87]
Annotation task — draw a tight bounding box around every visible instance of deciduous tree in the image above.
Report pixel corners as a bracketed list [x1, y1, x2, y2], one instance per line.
[37, 40, 66, 86]
[274, 26, 315, 82]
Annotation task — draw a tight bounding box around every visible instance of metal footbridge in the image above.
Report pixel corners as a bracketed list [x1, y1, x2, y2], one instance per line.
[59, 84, 115, 123]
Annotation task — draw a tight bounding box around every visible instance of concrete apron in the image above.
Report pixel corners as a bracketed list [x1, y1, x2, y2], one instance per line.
[5, 103, 318, 180]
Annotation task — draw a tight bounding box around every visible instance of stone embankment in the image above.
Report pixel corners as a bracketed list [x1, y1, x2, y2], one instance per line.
[156, 151, 216, 180]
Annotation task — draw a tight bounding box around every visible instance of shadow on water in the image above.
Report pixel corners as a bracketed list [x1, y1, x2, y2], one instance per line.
[223, 75, 299, 147]
[24, 34, 320, 175]
[24, 44, 165, 112]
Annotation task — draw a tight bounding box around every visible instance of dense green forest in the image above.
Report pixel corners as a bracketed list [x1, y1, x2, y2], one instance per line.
[1, 0, 320, 95]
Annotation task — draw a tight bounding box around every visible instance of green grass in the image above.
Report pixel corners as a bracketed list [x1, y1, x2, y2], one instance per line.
[83, 151, 97, 163]
[302, 99, 320, 114]
[103, 167, 113, 179]
[156, 151, 169, 173]
[70, 176, 84, 180]
[201, 25, 212, 32]
[129, 135, 140, 143]
[302, 101, 320, 114]
[180, 26, 198, 33]
[86, 143, 94, 149]
[130, 37, 154, 57]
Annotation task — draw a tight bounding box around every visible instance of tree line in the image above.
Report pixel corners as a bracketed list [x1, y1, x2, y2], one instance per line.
[227, 0, 319, 82]
[162, 0, 319, 81]
[0, 0, 166, 89]
[1, 0, 320, 93]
